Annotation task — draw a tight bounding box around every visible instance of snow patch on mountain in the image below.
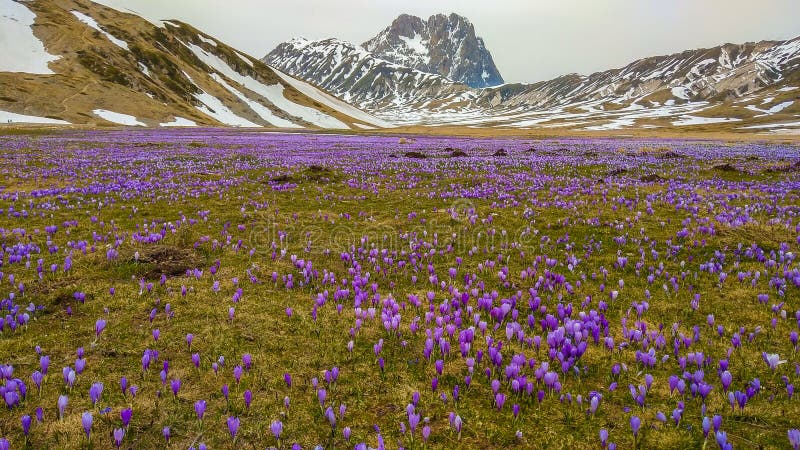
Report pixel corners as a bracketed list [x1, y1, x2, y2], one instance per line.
[270, 67, 392, 127]
[93, 109, 145, 126]
[0, 110, 69, 124]
[186, 42, 347, 128]
[209, 73, 301, 128]
[71, 10, 129, 50]
[0, 0, 60, 74]
[672, 115, 741, 126]
[159, 117, 197, 127]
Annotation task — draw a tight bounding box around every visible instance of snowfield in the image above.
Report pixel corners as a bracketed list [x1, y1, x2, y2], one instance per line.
[0, 0, 61, 74]
[185, 43, 349, 129]
[71, 10, 129, 50]
[0, 109, 70, 124]
[93, 109, 145, 126]
[159, 117, 198, 127]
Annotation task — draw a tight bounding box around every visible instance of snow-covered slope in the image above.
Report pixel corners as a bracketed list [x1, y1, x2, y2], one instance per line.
[0, 0, 61, 74]
[486, 37, 800, 109]
[263, 38, 475, 116]
[266, 28, 800, 130]
[0, 0, 388, 128]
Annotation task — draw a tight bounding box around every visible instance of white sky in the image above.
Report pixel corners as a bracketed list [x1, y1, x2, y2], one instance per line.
[95, 0, 800, 83]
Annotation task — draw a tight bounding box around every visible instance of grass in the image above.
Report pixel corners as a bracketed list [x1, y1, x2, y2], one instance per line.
[0, 130, 799, 449]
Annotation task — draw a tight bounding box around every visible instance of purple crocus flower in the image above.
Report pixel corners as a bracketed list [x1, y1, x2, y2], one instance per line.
[244, 390, 252, 409]
[715, 431, 728, 448]
[120, 408, 132, 428]
[495, 393, 506, 410]
[194, 400, 206, 421]
[630, 416, 641, 438]
[39, 355, 50, 375]
[163, 426, 170, 443]
[325, 406, 336, 428]
[57, 395, 68, 420]
[227, 416, 240, 441]
[789, 429, 800, 450]
[89, 382, 103, 406]
[408, 411, 420, 433]
[763, 352, 785, 371]
[317, 388, 327, 407]
[171, 379, 181, 398]
[113, 428, 125, 448]
[31, 371, 43, 392]
[95, 319, 106, 338]
[21, 414, 32, 436]
[271, 420, 283, 439]
[81, 411, 93, 439]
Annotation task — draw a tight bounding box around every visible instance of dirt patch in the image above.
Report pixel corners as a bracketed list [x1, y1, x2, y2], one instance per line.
[374, 403, 401, 418]
[129, 245, 203, 279]
[303, 165, 337, 182]
[403, 151, 427, 159]
[657, 151, 683, 159]
[639, 174, 666, 182]
[493, 149, 508, 156]
[713, 163, 739, 172]
[269, 173, 293, 183]
[31, 278, 91, 316]
[449, 149, 468, 157]
[764, 160, 800, 173]
[605, 168, 627, 177]
[28, 276, 82, 298]
[268, 166, 339, 184]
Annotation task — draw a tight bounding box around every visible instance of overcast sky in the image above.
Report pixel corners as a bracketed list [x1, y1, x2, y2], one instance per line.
[95, 0, 800, 83]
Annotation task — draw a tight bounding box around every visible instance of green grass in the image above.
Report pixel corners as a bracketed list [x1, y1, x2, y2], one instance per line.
[0, 134, 798, 449]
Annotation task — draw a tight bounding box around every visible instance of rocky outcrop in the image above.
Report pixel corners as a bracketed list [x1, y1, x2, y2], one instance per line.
[362, 13, 504, 88]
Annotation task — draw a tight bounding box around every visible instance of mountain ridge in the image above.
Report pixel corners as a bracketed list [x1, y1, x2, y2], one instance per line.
[265, 26, 800, 129]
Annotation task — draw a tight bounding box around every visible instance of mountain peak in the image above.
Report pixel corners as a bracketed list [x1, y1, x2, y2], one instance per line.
[362, 13, 503, 88]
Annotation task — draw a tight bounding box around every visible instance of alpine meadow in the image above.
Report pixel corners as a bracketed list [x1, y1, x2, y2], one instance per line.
[1, 1, 800, 449]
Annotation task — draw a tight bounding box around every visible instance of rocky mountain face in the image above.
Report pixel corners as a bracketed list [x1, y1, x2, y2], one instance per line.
[0, 0, 387, 128]
[264, 37, 475, 112]
[362, 13, 504, 88]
